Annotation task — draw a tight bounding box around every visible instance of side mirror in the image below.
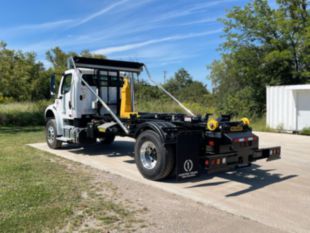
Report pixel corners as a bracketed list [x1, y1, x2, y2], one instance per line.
[50, 74, 56, 97]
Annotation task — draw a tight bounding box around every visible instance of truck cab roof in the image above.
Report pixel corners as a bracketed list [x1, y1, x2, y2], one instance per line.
[68, 56, 144, 73]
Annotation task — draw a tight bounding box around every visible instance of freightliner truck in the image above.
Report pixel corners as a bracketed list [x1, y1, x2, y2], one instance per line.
[45, 56, 281, 180]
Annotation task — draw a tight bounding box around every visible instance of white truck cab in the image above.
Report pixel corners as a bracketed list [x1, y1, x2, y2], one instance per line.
[45, 57, 142, 148]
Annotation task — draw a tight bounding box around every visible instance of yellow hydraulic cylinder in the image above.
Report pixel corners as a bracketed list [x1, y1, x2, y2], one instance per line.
[120, 78, 137, 118]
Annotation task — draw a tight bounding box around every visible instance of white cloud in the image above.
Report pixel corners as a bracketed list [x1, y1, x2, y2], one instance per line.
[153, 0, 236, 22]
[93, 29, 221, 54]
[1, 19, 73, 36]
[3, 0, 133, 35]
[189, 0, 236, 11]
[175, 17, 218, 26]
[72, 0, 130, 27]
[17, 19, 73, 30]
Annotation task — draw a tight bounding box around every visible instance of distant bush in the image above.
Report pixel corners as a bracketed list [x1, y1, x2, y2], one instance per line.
[0, 94, 14, 104]
[135, 99, 214, 116]
[300, 127, 310, 136]
[247, 116, 275, 132]
[0, 100, 51, 126]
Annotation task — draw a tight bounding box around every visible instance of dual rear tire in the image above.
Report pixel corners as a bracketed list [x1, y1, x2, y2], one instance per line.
[135, 130, 175, 181]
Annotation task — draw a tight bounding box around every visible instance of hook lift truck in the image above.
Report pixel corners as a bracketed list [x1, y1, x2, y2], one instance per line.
[45, 56, 281, 181]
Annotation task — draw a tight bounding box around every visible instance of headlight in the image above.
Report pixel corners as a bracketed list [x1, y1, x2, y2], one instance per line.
[207, 119, 219, 131]
[241, 117, 250, 126]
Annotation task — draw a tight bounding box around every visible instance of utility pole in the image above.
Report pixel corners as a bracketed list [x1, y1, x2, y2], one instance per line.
[163, 70, 167, 83]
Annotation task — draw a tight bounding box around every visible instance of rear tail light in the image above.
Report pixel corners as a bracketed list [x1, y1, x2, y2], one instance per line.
[208, 140, 215, 147]
[207, 158, 226, 167]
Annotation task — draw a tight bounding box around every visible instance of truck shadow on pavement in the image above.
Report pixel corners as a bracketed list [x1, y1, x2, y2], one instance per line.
[185, 164, 297, 197]
[61, 140, 135, 157]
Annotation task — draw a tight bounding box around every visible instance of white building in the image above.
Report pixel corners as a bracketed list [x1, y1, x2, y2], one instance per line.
[267, 85, 310, 132]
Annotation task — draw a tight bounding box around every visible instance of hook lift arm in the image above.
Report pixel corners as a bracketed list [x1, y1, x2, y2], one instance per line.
[143, 65, 196, 117]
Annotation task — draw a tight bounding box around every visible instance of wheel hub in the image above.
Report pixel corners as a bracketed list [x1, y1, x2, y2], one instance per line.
[140, 141, 157, 169]
[47, 126, 55, 144]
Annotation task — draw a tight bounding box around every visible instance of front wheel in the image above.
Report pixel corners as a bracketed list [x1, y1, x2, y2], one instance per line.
[46, 119, 62, 149]
[135, 130, 174, 181]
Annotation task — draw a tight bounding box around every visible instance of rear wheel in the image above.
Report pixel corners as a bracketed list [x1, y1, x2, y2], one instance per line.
[46, 119, 62, 149]
[135, 130, 174, 181]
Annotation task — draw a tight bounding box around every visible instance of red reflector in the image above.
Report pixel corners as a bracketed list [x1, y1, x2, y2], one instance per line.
[208, 140, 215, 147]
[205, 160, 209, 167]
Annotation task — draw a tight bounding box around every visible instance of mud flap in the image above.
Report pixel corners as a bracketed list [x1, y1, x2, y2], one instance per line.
[176, 131, 201, 179]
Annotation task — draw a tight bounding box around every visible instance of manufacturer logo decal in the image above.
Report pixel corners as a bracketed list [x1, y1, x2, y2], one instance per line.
[184, 159, 193, 172]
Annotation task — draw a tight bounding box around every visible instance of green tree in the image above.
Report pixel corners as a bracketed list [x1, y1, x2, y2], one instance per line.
[164, 68, 193, 93]
[46, 47, 76, 77]
[46, 47, 106, 76]
[134, 68, 212, 114]
[45, 47, 106, 96]
[0, 41, 48, 101]
[164, 68, 210, 105]
[209, 0, 310, 116]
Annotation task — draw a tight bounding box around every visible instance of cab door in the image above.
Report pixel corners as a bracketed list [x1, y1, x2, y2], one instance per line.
[57, 73, 73, 118]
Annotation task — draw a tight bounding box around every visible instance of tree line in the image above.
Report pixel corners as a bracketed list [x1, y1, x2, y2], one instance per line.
[209, 0, 309, 116]
[0, 42, 211, 112]
[0, 0, 309, 117]
[0, 44, 105, 102]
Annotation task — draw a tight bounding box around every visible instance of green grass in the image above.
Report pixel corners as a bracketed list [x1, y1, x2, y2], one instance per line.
[0, 101, 51, 126]
[250, 117, 276, 132]
[300, 127, 310, 136]
[0, 127, 140, 233]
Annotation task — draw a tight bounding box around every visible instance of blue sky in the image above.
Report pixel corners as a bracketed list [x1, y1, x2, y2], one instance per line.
[0, 0, 274, 87]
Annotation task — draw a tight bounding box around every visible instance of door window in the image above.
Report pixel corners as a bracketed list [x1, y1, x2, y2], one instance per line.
[61, 74, 72, 95]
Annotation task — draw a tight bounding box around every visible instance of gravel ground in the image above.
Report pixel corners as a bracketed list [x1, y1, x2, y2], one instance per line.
[76, 162, 285, 233]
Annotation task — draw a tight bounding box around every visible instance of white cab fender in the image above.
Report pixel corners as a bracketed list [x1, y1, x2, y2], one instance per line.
[44, 104, 64, 136]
